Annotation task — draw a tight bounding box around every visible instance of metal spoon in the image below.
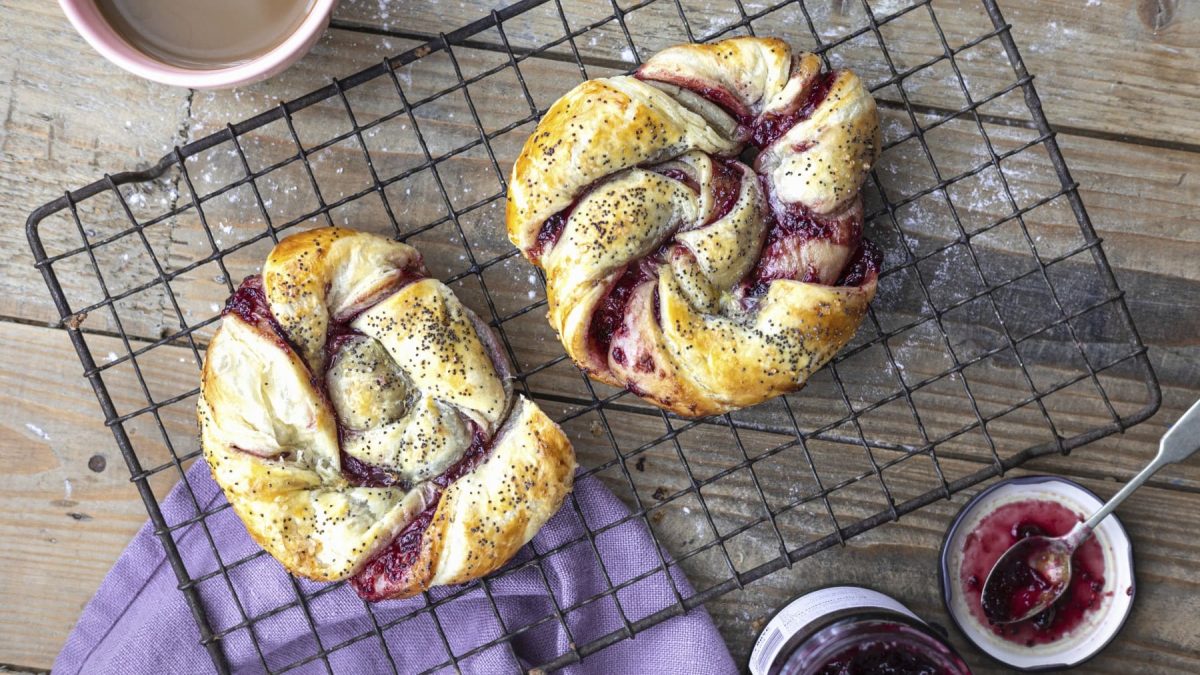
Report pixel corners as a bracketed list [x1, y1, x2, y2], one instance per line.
[981, 397, 1200, 625]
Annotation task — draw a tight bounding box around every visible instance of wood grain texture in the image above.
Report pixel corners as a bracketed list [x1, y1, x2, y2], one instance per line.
[1, 0, 1198, 672]
[333, 0, 1200, 145]
[0, 321, 191, 670]
[0, 0, 190, 329]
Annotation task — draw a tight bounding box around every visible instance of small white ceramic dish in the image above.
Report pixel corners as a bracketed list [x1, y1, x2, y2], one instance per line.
[939, 476, 1135, 671]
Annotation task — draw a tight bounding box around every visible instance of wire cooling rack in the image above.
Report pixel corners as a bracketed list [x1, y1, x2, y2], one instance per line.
[27, 0, 1160, 672]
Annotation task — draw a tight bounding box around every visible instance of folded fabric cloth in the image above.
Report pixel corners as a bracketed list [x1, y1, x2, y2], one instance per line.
[55, 461, 737, 674]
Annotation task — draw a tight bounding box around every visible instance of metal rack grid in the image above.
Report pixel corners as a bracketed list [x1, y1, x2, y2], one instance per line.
[26, 0, 1159, 672]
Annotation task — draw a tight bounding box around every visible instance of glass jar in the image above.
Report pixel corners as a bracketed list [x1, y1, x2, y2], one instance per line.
[750, 586, 971, 675]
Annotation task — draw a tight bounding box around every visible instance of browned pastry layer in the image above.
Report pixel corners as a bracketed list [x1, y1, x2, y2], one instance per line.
[507, 37, 882, 417]
[198, 227, 575, 599]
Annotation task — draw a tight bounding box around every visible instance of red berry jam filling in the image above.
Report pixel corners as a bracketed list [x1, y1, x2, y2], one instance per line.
[654, 167, 701, 194]
[589, 262, 654, 364]
[340, 451, 408, 489]
[743, 250, 821, 297]
[529, 208, 570, 263]
[836, 239, 882, 288]
[815, 638, 954, 675]
[961, 499, 1108, 646]
[706, 158, 743, 224]
[350, 496, 439, 601]
[323, 322, 365, 364]
[741, 182, 871, 297]
[634, 68, 755, 125]
[635, 66, 838, 150]
[769, 196, 858, 245]
[225, 275, 289, 349]
[349, 427, 493, 600]
[528, 183, 603, 263]
[432, 426, 490, 489]
[750, 70, 838, 149]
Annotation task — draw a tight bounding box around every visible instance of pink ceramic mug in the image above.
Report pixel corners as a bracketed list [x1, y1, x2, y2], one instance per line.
[58, 0, 339, 89]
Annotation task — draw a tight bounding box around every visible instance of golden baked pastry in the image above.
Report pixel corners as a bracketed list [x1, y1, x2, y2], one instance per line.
[507, 37, 882, 417]
[197, 227, 575, 600]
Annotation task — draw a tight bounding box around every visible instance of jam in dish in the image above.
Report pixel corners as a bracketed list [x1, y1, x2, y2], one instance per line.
[812, 636, 956, 675]
[980, 540, 1064, 625]
[751, 587, 970, 675]
[960, 499, 1107, 646]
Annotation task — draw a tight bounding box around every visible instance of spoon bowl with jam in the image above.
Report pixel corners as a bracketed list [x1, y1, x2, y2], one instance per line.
[981, 397, 1200, 625]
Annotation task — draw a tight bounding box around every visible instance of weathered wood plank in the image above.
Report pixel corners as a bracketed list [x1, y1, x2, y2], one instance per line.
[114, 30, 1192, 492]
[4, 319, 1198, 671]
[17, 23, 1197, 337]
[0, 0, 190, 330]
[698, 461, 1200, 672]
[2, 1, 1198, 672]
[334, 0, 1200, 146]
[0, 321, 195, 670]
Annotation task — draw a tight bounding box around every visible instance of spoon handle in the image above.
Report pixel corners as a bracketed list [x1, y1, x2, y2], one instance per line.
[1083, 397, 1200, 532]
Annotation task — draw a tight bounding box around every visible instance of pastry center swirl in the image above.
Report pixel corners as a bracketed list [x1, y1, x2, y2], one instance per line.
[200, 227, 575, 600]
[221, 264, 511, 590]
[506, 37, 883, 416]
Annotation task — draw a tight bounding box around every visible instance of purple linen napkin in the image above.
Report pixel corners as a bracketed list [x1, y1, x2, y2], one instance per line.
[55, 461, 737, 674]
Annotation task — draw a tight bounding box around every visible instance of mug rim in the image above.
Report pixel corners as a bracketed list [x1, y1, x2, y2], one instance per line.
[58, 0, 338, 89]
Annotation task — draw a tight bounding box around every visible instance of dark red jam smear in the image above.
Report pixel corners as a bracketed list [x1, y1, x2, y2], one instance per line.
[741, 183, 872, 297]
[433, 426, 490, 488]
[707, 158, 743, 224]
[634, 68, 754, 125]
[635, 67, 837, 149]
[589, 260, 656, 364]
[341, 451, 408, 489]
[324, 322, 365, 363]
[835, 239, 882, 288]
[981, 540, 1063, 625]
[961, 499, 1108, 646]
[225, 275, 332, 400]
[529, 208, 570, 262]
[815, 639, 955, 675]
[225, 275, 287, 342]
[349, 427, 493, 600]
[743, 251, 819, 298]
[350, 496, 439, 601]
[751, 70, 838, 148]
[528, 182, 604, 262]
[654, 167, 701, 194]
[755, 175, 863, 246]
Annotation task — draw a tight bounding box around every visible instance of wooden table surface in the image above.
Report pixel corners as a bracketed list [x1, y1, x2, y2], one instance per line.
[1, 0, 1197, 672]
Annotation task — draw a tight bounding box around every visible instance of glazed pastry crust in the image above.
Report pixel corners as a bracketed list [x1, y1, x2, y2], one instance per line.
[354, 397, 575, 598]
[198, 227, 575, 595]
[506, 76, 739, 251]
[507, 37, 881, 417]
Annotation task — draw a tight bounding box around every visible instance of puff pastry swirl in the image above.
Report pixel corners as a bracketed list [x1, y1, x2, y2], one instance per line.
[198, 227, 575, 600]
[507, 37, 882, 417]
